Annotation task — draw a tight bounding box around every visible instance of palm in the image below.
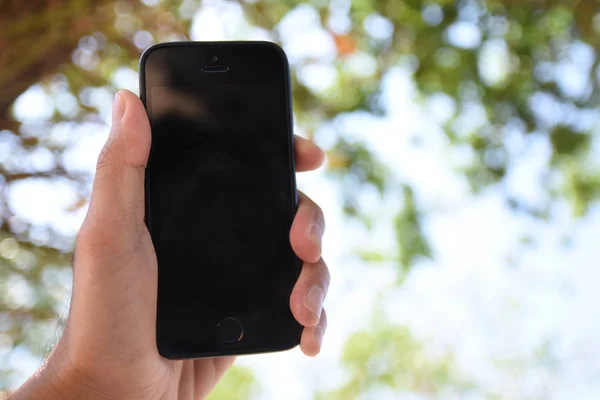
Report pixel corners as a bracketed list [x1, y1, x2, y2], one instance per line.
[161, 358, 236, 399]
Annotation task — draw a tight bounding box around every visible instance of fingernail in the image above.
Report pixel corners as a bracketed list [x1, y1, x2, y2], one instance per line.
[314, 326, 324, 350]
[303, 285, 324, 322]
[111, 92, 125, 129]
[310, 222, 323, 247]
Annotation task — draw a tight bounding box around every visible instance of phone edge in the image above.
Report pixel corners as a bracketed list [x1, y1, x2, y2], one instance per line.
[139, 41, 303, 359]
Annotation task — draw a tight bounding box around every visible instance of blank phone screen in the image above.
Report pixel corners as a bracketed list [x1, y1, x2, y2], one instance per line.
[146, 64, 299, 352]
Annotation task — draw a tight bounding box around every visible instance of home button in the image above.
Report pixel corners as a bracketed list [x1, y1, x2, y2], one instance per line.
[217, 317, 244, 344]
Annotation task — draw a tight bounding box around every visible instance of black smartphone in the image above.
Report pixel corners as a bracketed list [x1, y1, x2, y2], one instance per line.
[139, 41, 302, 359]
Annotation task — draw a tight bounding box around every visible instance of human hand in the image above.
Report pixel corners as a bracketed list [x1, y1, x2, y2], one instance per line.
[12, 90, 329, 400]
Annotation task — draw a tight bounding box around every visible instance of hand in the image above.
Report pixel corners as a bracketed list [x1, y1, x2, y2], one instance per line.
[12, 90, 329, 400]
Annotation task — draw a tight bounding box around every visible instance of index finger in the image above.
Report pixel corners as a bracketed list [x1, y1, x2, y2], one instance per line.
[295, 136, 325, 172]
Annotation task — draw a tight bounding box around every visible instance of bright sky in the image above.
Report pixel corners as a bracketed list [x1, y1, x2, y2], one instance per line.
[6, 2, 600, 399]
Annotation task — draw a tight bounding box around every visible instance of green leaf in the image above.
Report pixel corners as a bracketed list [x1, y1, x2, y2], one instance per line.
[550, 125, 589, 156]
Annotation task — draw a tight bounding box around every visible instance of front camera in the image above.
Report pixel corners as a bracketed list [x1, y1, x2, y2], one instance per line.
[211, 56, 218, 62]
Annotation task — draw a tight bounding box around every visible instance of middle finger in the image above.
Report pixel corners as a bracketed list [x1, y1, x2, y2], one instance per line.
[289, 258, 330, 328]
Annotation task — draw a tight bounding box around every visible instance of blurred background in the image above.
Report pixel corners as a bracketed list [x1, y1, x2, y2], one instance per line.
[2, 0, 600, 398]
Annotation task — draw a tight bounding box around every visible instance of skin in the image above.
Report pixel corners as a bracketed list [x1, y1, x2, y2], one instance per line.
[11, 90, 329, 400]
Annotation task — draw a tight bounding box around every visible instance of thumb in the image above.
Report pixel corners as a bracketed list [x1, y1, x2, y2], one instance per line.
[63, 91, 158, 371]
[85, 90, 151, 242]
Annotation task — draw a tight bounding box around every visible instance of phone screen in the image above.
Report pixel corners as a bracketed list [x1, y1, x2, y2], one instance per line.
[143, 43, 301, 357]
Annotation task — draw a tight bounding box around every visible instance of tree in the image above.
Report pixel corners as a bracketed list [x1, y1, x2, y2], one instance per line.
[317, 322, 471, 399]
[2, 0, 600, 397]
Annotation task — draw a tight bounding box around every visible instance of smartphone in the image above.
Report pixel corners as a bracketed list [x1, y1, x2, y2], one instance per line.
[139, 42, 302, 359]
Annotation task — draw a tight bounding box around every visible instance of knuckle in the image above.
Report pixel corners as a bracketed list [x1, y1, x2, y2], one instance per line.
[76, 216, 143, 261]
[300, 192, 326, 229]
[320, 308, 327, 329]
[76, 219, 115, 257]
[96, 142, 114, 171]
[319, 259, 331, 291]
[314, 204, 325, 227]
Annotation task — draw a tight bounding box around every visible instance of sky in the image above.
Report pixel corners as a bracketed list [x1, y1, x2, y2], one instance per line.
[5, 1, 600, 399]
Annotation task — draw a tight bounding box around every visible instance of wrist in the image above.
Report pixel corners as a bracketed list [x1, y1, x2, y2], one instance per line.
[10, 360, 74, 400]
[10, 346, 111, 400]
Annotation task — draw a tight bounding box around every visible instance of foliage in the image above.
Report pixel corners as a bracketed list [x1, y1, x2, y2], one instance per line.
[317, 322, 471, 399]
[1, 0, 600, 397]
[206, 365, 258, 400]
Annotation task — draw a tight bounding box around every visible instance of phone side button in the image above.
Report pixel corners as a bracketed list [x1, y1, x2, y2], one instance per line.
[216, 317, 244, 344]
